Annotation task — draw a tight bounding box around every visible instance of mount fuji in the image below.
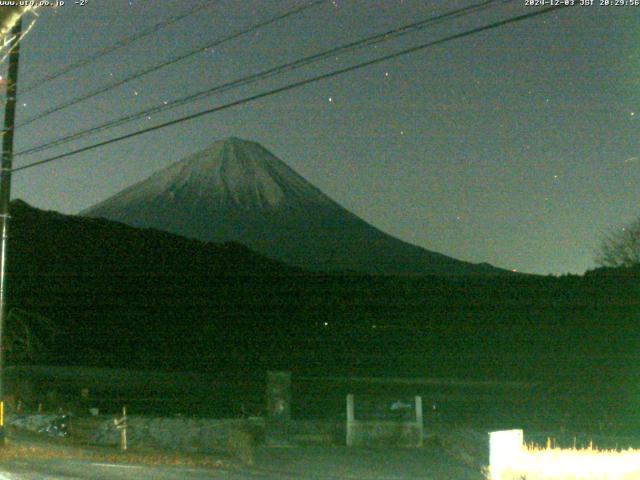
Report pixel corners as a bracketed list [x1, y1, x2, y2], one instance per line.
[82, 137, 501, 275]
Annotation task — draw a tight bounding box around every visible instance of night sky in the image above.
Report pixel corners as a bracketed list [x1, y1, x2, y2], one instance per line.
[3, 0, 639, 275]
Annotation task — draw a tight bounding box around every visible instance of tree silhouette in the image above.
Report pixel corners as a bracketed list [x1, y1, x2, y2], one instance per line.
[596, 217, 640, 268]
[4, 308, 56, 364]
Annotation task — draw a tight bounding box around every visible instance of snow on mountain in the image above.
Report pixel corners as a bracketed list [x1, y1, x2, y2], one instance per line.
[82, 137, 502, 275]
[90, 137, 335, 212]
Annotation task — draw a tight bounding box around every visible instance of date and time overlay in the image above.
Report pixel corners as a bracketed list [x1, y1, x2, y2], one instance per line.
[0, 0, 638, 9]
[0, 0, 86, 7]
[526, 0, 639, 6]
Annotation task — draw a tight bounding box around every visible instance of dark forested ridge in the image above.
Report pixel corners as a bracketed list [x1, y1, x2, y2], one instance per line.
[6, 200, 639, 398]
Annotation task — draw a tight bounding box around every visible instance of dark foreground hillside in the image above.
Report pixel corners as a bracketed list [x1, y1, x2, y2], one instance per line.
[6, 200, 640, 428]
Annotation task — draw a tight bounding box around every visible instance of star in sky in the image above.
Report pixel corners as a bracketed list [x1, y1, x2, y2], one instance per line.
[12, 1, 637, 275]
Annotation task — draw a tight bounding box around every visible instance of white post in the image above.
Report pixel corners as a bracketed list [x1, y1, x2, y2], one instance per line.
[114, 406, 128, 451]
[415, 396, 423, 447]
[346, 394, 354, 447]
[489, 429, 523, 479]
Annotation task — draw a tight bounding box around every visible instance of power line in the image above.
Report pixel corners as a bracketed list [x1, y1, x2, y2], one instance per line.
[19, 0, 218, 95]
[16, 0, 503, 157]
[17, 0, 326, 129]
[12, 5, 569, 174]
[17, 0, 500, 155]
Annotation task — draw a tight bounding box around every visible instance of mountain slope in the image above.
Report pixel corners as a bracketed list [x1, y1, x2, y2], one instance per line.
[82, 137, 501, 275]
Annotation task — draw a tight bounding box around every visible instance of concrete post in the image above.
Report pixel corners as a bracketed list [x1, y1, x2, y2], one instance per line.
[489, 429, 523, 479]
[346, 394, 354, 446]
[415, 396, 423, 447]
[265, 371, 291, 446]
[0, 16, 22, 447]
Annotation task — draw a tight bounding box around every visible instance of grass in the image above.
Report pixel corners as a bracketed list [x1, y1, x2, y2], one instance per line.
[0, 433, 232, 470]
[488, 443, 640, 480]
[425, 426, 489, 470]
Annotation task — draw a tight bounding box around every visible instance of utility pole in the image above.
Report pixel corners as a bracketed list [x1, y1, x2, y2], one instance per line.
[0, 16, 23, 443]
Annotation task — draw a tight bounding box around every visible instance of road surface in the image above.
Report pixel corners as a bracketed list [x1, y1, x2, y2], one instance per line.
[0, 459, 285, 480]
[0, 445, 483, 479]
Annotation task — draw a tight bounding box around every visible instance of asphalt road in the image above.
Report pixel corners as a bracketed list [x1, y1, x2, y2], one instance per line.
[0, 451, 481, 480]
[0, 442, 483, 479]
[0, 459, 289, 480]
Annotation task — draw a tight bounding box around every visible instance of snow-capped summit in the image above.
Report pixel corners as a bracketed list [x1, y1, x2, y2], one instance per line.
[91, 137, 334, 212]
[82, 138, 502, 275]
